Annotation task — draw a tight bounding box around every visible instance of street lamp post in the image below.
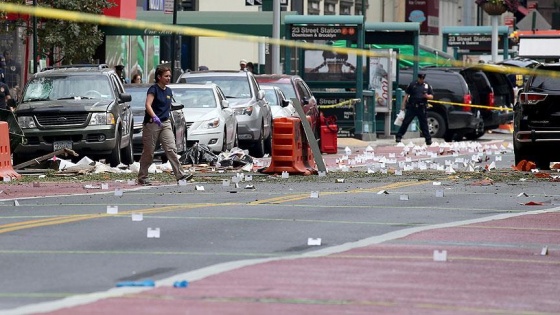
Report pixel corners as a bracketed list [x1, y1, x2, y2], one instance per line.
[170, 0, 178, 81]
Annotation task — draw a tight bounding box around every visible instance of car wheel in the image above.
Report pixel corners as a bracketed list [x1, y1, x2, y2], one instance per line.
[233, 128, 239, 149]
[264, 125, 272, 154]
[221, 128, 228, 153]
[108, 131, 122, 167]
[120, 130, 134, 165]
[465, 120, 485, 140]
[250, 125, 266, 158]
[12, 153, 25, 167]
[426, 111, 447, 138]
[536, 156, 551, 170]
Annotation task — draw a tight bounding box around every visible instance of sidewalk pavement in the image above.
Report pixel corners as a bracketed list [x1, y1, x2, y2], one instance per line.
[32, 210, 559, 315]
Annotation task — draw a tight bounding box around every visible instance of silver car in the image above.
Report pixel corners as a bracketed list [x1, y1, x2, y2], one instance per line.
[177, 71, 272, 157]
[261, 85, 297, 119]
[169, 83, 238, 153]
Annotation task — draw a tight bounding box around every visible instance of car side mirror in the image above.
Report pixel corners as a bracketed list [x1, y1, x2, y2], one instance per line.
[221, 99, 229, 108]
[119, 93, 132, 103]
[281, 99, 290, 108]
[257, 90, 265, 100]
[302, 97, 310, 105]
[171, 102, 184, 110]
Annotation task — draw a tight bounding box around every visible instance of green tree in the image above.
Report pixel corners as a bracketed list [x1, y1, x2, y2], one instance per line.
[1, 0, 114, 65]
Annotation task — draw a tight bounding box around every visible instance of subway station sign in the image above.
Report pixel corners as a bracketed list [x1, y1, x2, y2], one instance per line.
[447, 34, 512, 51]
[290, 25, 358, 41]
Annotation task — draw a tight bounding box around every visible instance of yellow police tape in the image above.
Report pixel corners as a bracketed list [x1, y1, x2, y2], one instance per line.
[318, 99, 361, 109]
[317, 98, 512, 112]
[1, 3, 559, 80]
[429, 99, 513, 111]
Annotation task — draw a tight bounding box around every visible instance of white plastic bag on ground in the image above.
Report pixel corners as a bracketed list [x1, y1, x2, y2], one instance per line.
[394, 110, 405, 126]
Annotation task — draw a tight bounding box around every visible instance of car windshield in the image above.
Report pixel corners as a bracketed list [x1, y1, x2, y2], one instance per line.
[263, 89, 280, 106]
[22, 75, 113, 102]
[531, 68, 560, 91]
[173, 88, 217, 108]
[271, 83, 296, 99]
[181, 76, 250, 98]
[127, 89, 147, 109]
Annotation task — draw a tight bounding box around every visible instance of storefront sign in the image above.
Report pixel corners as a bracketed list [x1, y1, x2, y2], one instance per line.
[405, 0, 439, 35]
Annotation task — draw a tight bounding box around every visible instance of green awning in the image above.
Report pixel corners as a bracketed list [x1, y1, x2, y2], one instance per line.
[371, 44, 454, 68]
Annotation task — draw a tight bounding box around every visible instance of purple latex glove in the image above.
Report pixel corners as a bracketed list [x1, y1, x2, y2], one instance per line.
[152, 116, 162, 127]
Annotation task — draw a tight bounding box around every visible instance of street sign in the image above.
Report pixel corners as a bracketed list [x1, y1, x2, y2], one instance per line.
[164, 0, 174, 14]
[246, 0, 287, 6]
[245, 0, 263, 5]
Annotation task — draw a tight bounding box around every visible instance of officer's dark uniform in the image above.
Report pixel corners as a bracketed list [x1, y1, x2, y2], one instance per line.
[396, 74, 433, 144]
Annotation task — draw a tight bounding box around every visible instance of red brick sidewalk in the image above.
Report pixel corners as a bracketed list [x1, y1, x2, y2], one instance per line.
[36, 209, 560, 315]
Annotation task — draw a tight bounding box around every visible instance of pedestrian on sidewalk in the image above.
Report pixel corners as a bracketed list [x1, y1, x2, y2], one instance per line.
[138, 66, 191, 185]
[395, 72, 434, 145]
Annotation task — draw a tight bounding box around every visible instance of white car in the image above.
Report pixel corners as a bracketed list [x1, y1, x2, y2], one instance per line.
[169, 83, 238, 153]
[261, 85, 297, 119]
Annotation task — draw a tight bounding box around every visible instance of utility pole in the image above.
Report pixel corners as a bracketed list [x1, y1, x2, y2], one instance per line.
[33, 0, 37, 73]
[170, 0, 178, 81]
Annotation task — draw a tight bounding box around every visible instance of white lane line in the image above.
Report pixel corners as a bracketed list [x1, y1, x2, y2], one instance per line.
[4, 206, 560, 315]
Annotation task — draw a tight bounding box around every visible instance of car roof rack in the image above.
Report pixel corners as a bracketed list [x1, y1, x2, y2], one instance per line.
[41, 64, 110, 71]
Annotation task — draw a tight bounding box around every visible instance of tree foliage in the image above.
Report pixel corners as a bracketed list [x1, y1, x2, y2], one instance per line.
[1, 0, 114, 65]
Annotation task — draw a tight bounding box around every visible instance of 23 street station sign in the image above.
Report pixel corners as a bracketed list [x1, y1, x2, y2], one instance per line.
[447, 34, 512, 51]
[290, 25, 358, 41]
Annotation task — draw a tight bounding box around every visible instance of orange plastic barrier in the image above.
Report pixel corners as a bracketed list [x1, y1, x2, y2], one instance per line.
[0, 121, 21, 180]
[515, 159, 536, 172]
[262, 117, 311, 175]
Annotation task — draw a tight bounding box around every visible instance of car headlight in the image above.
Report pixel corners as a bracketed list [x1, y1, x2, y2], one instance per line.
[234, 106, 253, 116]
[196, 117, 220, 130]
[17, 116, 36, 129]
[90, 113, 116, 125]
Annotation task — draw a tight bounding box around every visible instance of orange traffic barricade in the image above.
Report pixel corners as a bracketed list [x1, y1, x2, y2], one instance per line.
[262, 117, 311, 175]
[0, 121, 21, 180]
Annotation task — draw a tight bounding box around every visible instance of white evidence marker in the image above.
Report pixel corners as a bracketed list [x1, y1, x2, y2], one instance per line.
[114, 188, 123, 197]
[107, 205, 118, 214]
[132, 213, 143, 221]
[307, 238, 322, 246]
[310, 191, 319, 198]
[399, 194, 409, 201]
[147, 228, 160, 238]
[433, 250, 448, 262]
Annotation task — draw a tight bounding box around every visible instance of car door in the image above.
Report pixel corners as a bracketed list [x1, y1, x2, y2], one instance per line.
[111, 75, 131, 139]
[251, 75, 272, 134]
[216, 86, 236, 145]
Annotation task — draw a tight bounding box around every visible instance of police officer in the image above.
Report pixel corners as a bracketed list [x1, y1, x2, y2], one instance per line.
[395, 72, 434, 145]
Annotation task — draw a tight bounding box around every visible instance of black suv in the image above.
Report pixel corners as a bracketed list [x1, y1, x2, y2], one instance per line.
[399, 69, 482, 141]
[14, 64, 134, 167]
[513, 63, 560, 169]
[422, 65, 514, 138]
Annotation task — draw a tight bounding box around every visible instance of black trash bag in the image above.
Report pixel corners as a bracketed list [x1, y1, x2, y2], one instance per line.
[180, 143, 218, 165]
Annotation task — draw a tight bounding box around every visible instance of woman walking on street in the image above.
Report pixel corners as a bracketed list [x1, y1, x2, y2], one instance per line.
[137, 66, 191, 185]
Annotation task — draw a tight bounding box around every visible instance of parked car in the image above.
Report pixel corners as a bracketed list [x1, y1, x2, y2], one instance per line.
[255, 74, 320, 138]
[260, 85, 297, 119]
[125, 84, 188, 161]
[399, 69, 482, 141]
[498, 58, 540, 89]
[14, 64, 134, 167]
[169, 83, 238, 153]
[513, 63, 560, 170]
[422, 65, 515, 138]
[459, 65, 515, 134]
[177, 71, 271, 157]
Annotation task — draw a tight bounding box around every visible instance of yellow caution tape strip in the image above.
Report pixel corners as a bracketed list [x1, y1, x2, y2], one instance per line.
[428, 100, 513, 112]
[2, 3, 560, 80]
[318, 98, 361, 109]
